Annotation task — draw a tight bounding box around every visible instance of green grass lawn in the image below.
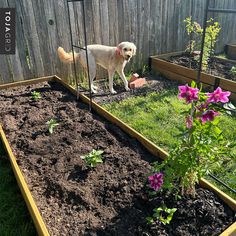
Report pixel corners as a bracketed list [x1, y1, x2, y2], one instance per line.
[103, 88, 236, 199]
[0, 139, 36, 236]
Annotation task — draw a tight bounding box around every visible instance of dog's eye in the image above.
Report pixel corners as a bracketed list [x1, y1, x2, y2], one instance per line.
[124, 48, 127, 51]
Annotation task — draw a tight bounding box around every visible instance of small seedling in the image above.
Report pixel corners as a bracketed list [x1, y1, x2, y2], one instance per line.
[230, 66, 236, 76]
[31, 91, 41, 100]
[146, 205, 177, 225]
[81, 149, 104, 167]
[46, 119, 59, 134]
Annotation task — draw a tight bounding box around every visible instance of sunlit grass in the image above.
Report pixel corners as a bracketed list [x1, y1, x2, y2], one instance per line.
[103, 88, 236, 199]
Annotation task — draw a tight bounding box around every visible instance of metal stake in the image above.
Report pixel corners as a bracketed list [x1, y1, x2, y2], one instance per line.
[67, 0, 79, 99]
[196, 0, 210, 85]
[67, 0, 92, 112]
[82, 0, 92, 112]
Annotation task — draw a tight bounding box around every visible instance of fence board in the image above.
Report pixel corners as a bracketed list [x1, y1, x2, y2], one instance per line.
[0, 0, 235, 84]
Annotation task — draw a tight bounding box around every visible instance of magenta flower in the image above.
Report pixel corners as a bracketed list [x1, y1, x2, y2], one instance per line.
[186, 115, 193, 129]
[201, 110, 219, 123]
[148, 173, 163, 191]
[178, 85, 199, 104]
[206, 87, 231, 103]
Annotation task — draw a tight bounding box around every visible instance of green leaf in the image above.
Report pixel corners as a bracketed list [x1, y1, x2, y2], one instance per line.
[213, 126, 222, 135]
[191, 80, 196, 88]
[146, 217, 154, 225]
[80, 149, 104, 167]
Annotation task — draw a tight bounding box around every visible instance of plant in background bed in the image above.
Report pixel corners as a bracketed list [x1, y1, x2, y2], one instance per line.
[81, 149, 104, 168]
[184, 16, 202, 54]
[31, 91, 41, 100]
[146, 205, 177, 225]
[184, 17, 221, 70]
[46, 119, 59, 134]
[230, 66, 236, 76]
[147, 81, 235, 225]
[202, 18, 221, 70]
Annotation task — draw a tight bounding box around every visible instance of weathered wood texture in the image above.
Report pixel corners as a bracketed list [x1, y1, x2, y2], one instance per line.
[0, 0, 235, 83]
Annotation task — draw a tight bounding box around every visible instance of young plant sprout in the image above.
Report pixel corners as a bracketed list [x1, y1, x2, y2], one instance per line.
[46, 119, 59, 134]
[146, 205, 177, 225]
[31, 91, 41, 100]
[229, 66, 236, 76]
[81, 149, 104, 168]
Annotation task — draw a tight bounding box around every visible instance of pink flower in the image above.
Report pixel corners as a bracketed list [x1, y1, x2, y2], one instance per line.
[148, 173, 163, 191]
[186, 115, 193, 129]
[206, 87, 231, 103]
[201, 110, 219, 123]
[178, 85, 199, 104]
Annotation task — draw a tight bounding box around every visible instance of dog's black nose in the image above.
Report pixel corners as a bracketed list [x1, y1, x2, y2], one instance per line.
[127, 55, 131, 59]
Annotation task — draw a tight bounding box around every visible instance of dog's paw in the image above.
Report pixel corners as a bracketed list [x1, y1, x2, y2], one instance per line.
[111, 89, 117, 94]
[125, 87, 130, 91]
[92, 85, 98, 90]
[91, 89, 98, 94]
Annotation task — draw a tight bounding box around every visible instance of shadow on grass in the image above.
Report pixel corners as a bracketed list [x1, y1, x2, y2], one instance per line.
[0, 139, 36, 236]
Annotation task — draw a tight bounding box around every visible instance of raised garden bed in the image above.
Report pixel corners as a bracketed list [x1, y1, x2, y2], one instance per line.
[150, 52, 236, 101]
[226, 44, 236, 60]
[0, 76, 235, 236]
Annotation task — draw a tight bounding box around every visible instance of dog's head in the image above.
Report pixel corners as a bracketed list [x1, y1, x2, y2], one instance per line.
[117, 42, 136, 61]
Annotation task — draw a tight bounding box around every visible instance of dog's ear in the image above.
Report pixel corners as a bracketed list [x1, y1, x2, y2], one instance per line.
[132, 43, 137, 56]
[117, 42, 124, 51]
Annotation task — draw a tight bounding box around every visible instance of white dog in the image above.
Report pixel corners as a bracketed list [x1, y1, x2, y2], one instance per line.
[57, 42, 136, 94]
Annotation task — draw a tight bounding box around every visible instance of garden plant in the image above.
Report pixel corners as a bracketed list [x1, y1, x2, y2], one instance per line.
[147, 82, 234, 224]
[81, 149, 104, 168]
[184, 17, 221, 70]
[46, 119, 59, 134]
[230, 66, 236, 76]
[31, 91, 41, 100]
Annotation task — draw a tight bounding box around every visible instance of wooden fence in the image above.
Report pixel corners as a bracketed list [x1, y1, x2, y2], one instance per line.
[0, 0, 235, 84]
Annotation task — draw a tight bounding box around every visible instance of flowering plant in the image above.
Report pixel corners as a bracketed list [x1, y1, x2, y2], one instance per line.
[149, 82, 235, 196]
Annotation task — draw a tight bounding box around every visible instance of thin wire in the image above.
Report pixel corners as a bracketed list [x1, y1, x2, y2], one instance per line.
[67, 0, 79, 99]
[189, 0, 194, 56]
[196, 0, 210, 86]
[82, 0, 92, 112]
[67, 0, 92, 111]
[208, 173, 236, 194]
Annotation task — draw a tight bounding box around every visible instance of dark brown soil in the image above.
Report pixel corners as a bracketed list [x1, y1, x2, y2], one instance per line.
[167, 53, 236, 82]
[0, 81, 234, 236]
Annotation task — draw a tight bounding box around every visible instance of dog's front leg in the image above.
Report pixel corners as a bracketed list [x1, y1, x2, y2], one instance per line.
[108, 70, 117, 94]
[117, 70, 130, 91]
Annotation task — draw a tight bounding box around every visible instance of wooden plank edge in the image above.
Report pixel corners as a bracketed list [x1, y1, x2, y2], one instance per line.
[0, 75, 55, 90]
[151, 58, 236, 96]
[219, 221, 236, 236]
[0, 126, 50, 236]
[150, 51, 184, 60]
[199, 178, 236, 212]
[213, 56, 236, 65]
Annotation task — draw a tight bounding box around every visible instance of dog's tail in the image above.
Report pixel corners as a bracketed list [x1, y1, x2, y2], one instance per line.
[57, 47, 78, 63]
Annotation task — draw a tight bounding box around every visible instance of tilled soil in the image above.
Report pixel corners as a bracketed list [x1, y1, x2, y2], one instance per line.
[89, 75, 178, 105]
[0, 81, 234, 236]
[167, 53, 236, 82]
